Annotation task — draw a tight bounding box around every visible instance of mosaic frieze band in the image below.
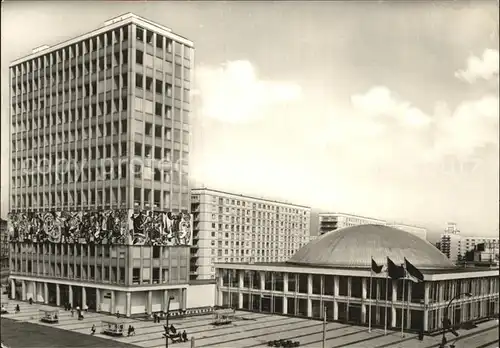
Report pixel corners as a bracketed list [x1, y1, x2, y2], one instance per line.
[7, 210, 193, 246]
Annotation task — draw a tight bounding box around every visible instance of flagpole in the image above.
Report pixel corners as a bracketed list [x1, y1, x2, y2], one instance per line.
[384, 259, 389, 336]
[368, 257, 373, 333]
[401, 268, 406, 338]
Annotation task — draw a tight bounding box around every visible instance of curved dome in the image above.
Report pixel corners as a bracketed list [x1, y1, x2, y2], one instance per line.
[289, 224, 455, 269]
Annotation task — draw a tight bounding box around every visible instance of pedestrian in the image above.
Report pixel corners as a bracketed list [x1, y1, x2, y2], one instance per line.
[116, 310, 120, 318]
[71, 308, 74, 317]
[29, 297, 33, 305]
[90, 324, 96, 335]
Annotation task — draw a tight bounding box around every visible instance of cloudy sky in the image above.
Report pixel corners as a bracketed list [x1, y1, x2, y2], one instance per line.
[1, 1, 498, 236]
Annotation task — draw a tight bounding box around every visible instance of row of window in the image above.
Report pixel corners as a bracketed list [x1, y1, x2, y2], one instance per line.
[12, 51, 129, 96]
[192, 194, 310, 215]
[209, 231, 307, 242]
[12, 101, 188, 137]
[11, 25, 191, 76]
[11, 187, 189, 209]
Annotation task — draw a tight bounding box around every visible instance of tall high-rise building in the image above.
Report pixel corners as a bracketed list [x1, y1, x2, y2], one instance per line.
[190, 188, 311, 280]
[437, 222, 499, 263]
[7, 13, 213, 316]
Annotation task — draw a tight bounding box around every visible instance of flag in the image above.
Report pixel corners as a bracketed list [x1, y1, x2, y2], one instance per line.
[404, 258, 424, 283]
[371, 259, 383, 274]
[387, 257, 405, 280]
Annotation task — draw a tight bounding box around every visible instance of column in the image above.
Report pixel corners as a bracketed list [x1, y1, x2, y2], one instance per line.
[283, 273, 289, 293]
[44, 283, 48, 304]
[217, 275, 223, 306]
[82, 287, 87, 308]
[361, 278, 367, 324]
[56, 284, 60, 306]
[333, 275, 339, 321]
[438, 282, 444, 328]
[126, 292, 131, 317]
[68, 285, 73, 306]
[347, 277, 352, 321]
[147, 290, 152, 314]
[238, 271, 244, 309]
[391, 281, 397, 327]
[181, 288, 187, 311]
[10, 279, 15, 299]
[260, 271, 265, 290]
[21, 280, 26, 301]
[238, 271, 244, 288]
[96, 288, 101, 312]
[307, 298, 312, 317]
[423, 282, 430, 332]
[375, 280, 381, 324]
[162, 289, 169, 312]
[283, 297, 288, 315]
[238, 293, 243, 309]
[307, 274, 312, 295]
[110, 290, 116, 314]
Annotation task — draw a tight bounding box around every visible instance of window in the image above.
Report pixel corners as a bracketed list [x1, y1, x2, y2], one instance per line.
[134, 97, 143, 111]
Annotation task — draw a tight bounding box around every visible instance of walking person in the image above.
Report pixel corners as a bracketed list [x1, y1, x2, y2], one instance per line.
[71, 308, 74, 317]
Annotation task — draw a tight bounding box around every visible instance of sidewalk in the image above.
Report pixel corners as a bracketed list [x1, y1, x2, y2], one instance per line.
[1, 299, 498, 348]
[0, 299, 201, 348]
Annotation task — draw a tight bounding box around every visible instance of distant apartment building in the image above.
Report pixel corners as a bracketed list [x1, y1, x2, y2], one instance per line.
[0, 218, 8, 284]
[319, 213, 386, 235]
[439, 232, 462, 262]
[437, 222, 499, 264]
[190, 188, 311, 280]
[318, 213, 427, 240]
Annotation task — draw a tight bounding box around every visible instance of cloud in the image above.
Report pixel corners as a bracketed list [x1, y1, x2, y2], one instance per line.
[455, 49, 499, 83]
[350, 86, 432, 127]
[434, 95, 499, 158]
[194, 60, 302, 123]
[315, 82, 499, 176]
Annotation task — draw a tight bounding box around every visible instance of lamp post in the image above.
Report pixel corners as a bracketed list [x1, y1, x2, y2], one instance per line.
[440, 292, 472, 348]
[164, 296, 175, 348]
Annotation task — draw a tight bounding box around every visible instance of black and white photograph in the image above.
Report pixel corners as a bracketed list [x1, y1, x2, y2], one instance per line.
[0, 1, 499, 348]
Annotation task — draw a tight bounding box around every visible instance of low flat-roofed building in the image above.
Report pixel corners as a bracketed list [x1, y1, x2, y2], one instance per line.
[215, 225, 499, 335]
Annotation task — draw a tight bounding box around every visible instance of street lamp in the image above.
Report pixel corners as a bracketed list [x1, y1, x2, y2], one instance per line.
[440, 292, 472, 348]
[164, 296, 175, 348]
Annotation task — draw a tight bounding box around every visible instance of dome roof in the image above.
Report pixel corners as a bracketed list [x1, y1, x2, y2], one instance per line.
[289, 224, 455, 269]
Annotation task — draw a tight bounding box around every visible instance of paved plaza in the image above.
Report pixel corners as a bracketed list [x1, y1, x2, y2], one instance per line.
[0, 300, 498, 348]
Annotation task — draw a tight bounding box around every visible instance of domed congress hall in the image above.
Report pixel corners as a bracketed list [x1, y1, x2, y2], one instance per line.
[215, 225, 499, 334]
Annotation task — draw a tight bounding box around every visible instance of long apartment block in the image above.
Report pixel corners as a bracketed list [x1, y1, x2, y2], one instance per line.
[190, 188, 311, 280]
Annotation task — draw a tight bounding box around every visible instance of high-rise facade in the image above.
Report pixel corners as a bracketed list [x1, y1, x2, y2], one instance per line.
[10, 13, 192, 212]
[0, 218, 8, 284]
[6, 13, 214, 316]
[190, 188, 311, 280]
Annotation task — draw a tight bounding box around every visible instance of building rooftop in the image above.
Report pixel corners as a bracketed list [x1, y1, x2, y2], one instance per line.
[10, 12, 193, 67]
[216, 261, 493, 274]
[289, 224, 456, 269]
[191, 187, 311, 209]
